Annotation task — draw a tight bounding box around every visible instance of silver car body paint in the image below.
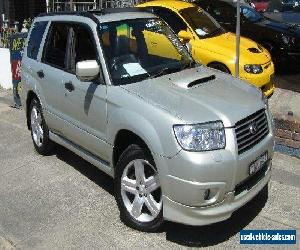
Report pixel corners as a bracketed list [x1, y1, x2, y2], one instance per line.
[21, 12, 274, 226]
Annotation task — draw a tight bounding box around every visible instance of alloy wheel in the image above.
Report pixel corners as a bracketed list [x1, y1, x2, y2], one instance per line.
[120, 159, 162, 223]
[31, 106, 44, 147]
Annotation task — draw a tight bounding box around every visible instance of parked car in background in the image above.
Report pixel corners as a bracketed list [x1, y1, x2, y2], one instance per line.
[138, 0, 275, 97]
[195, 0, 300, 69]
[252, 0, 270, 12]
[221, 0, 256, 8]
[21, 10, 274, 232]
[264, 0, 300, 25]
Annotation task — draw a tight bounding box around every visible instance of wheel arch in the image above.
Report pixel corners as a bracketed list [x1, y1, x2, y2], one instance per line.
[112, 129, 153, 169]
[207, 61, 232, 74]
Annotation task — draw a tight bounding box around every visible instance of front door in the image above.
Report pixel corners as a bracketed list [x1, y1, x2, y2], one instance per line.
[61, 23, 109, 162]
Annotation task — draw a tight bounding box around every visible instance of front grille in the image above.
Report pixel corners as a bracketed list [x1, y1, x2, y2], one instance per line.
[235, 109, 269, 155]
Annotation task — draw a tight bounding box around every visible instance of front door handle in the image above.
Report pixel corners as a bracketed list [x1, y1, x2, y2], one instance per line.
[64, 81, 74, 92]
[37, 70, 44, 79]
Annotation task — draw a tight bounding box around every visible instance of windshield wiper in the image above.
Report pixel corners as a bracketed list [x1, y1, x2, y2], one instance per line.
[207, 27, 224, 37]
[181, 60, 197, 70]
[149, 67, 170, 79]
[150, 66, 181, 79]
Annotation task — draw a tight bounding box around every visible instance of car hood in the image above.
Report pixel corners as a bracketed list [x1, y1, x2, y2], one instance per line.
[264, 12, 300, 25]
[258, 18, 300, 36]
[121, 66, 263, 127]
[199, 32, 272, 64]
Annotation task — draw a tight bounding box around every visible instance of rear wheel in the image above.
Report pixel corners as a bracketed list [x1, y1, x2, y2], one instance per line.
[29, 98, 54, 155]
[115, 144, 163, 232]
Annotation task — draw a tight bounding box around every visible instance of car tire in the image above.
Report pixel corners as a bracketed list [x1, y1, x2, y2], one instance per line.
[29, 98, 54, 155]
[209, 63, 231, 74]
[114, 144, 163, 232]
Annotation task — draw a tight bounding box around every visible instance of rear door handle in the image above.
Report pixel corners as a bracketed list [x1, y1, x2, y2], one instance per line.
[37, 70, 44, 79]
[64, 81, 75, 92]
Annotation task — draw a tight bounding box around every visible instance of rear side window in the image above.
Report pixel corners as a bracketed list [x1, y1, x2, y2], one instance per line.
[27, 21, 48, 60]
[43, 23, 69, 69]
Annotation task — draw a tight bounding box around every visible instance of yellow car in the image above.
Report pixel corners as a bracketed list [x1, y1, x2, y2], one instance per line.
[138, 0, 275, 97]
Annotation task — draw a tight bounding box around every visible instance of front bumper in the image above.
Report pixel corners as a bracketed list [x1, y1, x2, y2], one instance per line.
[240, 62, 275, 98]
[163, 166, 271, 226]
[155, 113, 274, 226]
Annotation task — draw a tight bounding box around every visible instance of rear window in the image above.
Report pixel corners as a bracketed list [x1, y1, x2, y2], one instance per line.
[27, 21, 48, 60]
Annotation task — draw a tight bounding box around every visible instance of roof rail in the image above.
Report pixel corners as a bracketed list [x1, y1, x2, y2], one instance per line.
[88, 7, 144, 15]
[38, 8, 147, 23]
[38, 11, 99, 23]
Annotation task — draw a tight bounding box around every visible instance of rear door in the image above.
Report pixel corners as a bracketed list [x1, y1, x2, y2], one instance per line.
[38, 22, 70, 134]
[22, 20, 48, 109]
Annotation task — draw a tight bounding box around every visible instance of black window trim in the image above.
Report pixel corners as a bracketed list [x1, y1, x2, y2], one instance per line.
[27, 21, 48, 60]
[41, 21, 69, 71]
[41, 21, 105, 84]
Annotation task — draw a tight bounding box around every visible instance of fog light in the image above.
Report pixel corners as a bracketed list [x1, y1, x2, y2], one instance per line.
[204, 189, 210, 200]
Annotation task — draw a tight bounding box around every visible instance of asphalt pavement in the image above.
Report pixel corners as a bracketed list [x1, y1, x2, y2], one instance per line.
[0, 88, 299, 249]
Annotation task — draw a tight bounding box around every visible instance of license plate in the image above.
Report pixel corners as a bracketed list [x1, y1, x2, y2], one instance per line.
[249, 152, 268, 175]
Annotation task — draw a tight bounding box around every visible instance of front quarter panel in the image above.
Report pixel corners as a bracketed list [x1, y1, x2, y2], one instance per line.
[106, 85, 182, 159]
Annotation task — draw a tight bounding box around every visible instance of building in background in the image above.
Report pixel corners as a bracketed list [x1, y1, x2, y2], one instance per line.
[51, 0, 144, 12]
[1, 0, 46, 29]
[1, 0, 147, 29]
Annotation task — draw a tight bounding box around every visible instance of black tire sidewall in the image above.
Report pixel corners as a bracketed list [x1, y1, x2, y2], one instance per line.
[29, 98, 53, 155]
[114, 144, 163, 232]
[210, 63, 230, 74]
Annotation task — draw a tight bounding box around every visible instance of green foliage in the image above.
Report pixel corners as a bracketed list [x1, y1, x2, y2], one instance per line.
[1, 27, 16, 48]
[24, 18, 34, 30]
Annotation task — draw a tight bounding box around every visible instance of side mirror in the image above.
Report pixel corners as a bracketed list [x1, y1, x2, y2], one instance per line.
[178, 30, 193, 42]
[76, 60, 100, 82]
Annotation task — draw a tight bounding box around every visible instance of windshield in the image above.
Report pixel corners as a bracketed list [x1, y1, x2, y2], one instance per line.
[99, 18, 194, 85]
[179, 7, 225, 38]
[240, 6, 263, 22]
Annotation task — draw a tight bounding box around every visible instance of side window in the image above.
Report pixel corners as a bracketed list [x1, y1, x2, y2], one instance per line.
[74, 25, 97, 64]
[68, 24, 98, 73]
[154, 8, 187, 34]
[43, 23, 69, 70]
[211, 5, 235, 23]
[27, 21, 48, 60]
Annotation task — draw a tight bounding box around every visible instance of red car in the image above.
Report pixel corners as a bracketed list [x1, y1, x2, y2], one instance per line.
[252, 0, 270, 12]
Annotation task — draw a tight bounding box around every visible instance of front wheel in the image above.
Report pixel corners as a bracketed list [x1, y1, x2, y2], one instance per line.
[115, 144, 163, 232]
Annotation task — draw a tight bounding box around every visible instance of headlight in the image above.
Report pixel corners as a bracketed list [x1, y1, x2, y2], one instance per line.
[173, 121, 226, 151]
[244, 64, 263, 74]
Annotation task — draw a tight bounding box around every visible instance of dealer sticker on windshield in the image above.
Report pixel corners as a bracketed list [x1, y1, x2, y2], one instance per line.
[249, 152, 268, 176]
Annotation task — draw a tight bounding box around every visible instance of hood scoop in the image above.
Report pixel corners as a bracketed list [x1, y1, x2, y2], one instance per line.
[248, 47, 262, 53]
[187, 75, 216, 88]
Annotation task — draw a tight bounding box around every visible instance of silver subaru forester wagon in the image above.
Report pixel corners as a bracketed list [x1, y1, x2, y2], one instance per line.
[21, 9, 274, 231]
